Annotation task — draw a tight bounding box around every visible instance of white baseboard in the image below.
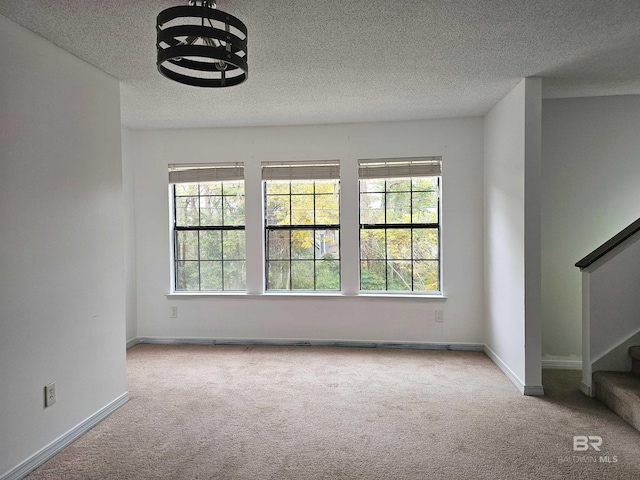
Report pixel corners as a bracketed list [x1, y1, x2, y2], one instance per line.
[136, 336, 485, 352]
[484, 345, 544, 396]
[1, 392, 129, 480]
[126, 337, 141, 349]
[541, 358, 583, 370]
[523, 384, 545, 396]
[580, 380, 593, 397]
[484, 345, 525, 394]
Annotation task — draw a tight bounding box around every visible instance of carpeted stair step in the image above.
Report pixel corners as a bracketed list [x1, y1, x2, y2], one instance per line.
[593, 371, 640, 432]
[629, 346, 640, 376]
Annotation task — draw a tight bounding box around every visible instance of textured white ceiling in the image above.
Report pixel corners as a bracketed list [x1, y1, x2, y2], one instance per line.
[1, 0, 639, 129]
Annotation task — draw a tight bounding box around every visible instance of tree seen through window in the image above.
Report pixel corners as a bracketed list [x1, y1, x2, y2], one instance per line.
[360, 176, 440, 291]
[174, 180, 246, 291]
[265, 179, 340, 291]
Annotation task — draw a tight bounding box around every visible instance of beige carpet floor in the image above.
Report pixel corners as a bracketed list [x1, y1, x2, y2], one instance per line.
[27, 344, 640, 479]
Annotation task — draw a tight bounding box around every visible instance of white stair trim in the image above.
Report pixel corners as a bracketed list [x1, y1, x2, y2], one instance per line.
[541, 358, 582, 370]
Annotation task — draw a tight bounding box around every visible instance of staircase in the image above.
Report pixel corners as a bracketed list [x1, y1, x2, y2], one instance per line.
[576, 217, 640, 398]
[593, 346, 640, 431]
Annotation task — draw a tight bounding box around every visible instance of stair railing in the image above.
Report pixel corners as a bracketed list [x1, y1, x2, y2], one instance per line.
[576, 217, 640, 396]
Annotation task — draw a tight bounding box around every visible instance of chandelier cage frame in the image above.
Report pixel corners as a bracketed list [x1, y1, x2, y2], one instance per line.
[156, 2, 248, 87]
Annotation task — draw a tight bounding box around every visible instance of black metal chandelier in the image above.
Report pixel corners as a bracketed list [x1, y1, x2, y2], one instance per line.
[156, 0, 248, 87]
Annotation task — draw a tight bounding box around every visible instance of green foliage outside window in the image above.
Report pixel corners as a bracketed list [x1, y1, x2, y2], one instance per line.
[265, 180, 340, 291]
[172, 174, 438, 293]
[174, 181, 246, 291]
[360, 177, 440, 292]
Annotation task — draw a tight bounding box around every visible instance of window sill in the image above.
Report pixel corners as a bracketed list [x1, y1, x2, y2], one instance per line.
[165, 292, 447, 300]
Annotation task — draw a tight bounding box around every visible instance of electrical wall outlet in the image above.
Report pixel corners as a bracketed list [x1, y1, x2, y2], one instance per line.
[170, 306, 178, 318]
[435, 310, 444, 323]
[45, 382, 56, 407]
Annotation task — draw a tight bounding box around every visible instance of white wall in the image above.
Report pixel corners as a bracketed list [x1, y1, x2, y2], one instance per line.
[122, 128, 138, 344]
[541, 96, 640, 360]
[484, 78, 543, 394]
[128, 118, 485, 345]
[0, 15, 126, 477]
[524, 80, 543, 388]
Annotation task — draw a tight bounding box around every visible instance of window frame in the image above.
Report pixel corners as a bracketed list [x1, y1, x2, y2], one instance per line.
[169, 163, 246, 293]
[262, 161, 341, 292]
[358, 158, 442, 293]
[167, 159, 445, 298]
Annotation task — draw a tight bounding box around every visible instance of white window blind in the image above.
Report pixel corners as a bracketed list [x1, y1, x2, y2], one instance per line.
[358, 157, 442, 179]
[168, 163, 244, 184]
[261, 160, 340, 181]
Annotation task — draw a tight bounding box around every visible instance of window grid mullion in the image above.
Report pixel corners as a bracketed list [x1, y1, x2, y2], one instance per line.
[410, 231, 415, 291]
[438, 177, 442, 290]
[313, 181, 317, 291]
[384, 180, 388, 290]
[197, 231, 202, 291]
[360, 223, 438, 229]
[173, 185, 178, 291]
[288, 230, 293, 290]
[220, 185, 225, 291]
[221, 230, 225, 291]
[174, 230, 178, 291]
[198, 187, 203, 291]
[289, 189, 293, 290]
[264, 185, 269, 289]
[175, 225, 245, 231]
[410, 180, 414, 291]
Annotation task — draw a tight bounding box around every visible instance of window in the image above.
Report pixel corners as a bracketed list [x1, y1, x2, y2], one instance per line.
[263, 161, 340, 291]
[169, 163, 245, 291]
[168, 158, 443, 296]
[359, 157, 441, 292]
